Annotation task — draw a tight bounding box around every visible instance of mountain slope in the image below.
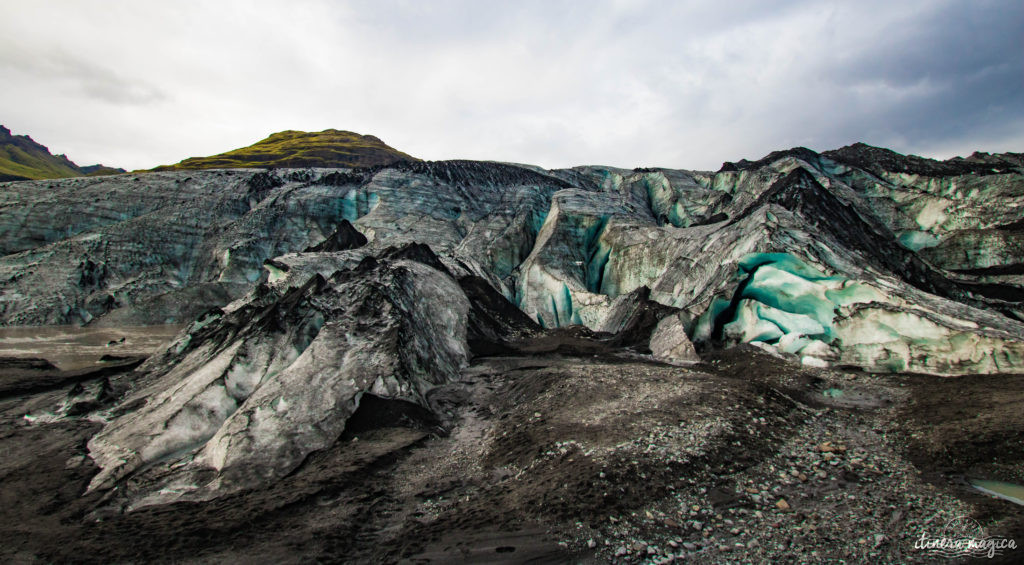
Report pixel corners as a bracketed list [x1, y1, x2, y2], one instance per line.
[152, 129, 416, 171]
[0, 125, 124, 181]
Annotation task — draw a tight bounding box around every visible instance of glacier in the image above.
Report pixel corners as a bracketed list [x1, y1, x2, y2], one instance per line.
[2, 150, 1023, 377]
[2, 144, 1024, 507]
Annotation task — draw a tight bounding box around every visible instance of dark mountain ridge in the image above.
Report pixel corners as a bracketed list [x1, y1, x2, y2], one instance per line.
[0, 125, 124, 181]
[720, 142, 1022, 176]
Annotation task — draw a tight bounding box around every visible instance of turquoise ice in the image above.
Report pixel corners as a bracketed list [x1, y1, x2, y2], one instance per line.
[698, 253, 884, 359]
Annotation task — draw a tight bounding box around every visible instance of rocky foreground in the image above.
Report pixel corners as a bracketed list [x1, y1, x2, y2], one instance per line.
[2, 326, 1023, 563]
[1, 143, 1023, 563]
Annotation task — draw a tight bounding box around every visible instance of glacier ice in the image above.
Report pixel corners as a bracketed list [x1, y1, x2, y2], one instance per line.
[699, 250, 1024, 374]
[723, 300, 786, 344]
[709, 253, 889, 365]
[897, 230, 941, 251]
[834, 307, 1024, 375]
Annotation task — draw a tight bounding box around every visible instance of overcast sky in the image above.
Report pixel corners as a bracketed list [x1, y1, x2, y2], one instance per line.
[1, 0, 1021, 171]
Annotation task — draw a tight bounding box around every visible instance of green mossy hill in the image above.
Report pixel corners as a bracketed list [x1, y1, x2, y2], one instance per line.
[0, 125, 124, 181]
[153, 129, 417, 171]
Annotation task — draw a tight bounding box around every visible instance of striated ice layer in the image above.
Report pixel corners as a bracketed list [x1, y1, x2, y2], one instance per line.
[705, 252, 1024, 375]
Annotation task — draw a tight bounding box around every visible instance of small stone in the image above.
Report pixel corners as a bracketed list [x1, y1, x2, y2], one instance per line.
[587, 539, 597, 549]
[776, 499, 790, 511]
[798, 473, 807, 482]
[533, 412, 542, 418]
[615, 547, 629, 557]
[683, 542, 697, 551]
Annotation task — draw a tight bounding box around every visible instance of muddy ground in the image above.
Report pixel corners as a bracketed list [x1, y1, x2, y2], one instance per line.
[1, 334, 1022, 564]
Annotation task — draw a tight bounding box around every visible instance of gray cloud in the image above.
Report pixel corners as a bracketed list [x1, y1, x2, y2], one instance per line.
[0, 0, 1019, 171]
[796, 0, 1024, 157]
[0, 43, 166, 106]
